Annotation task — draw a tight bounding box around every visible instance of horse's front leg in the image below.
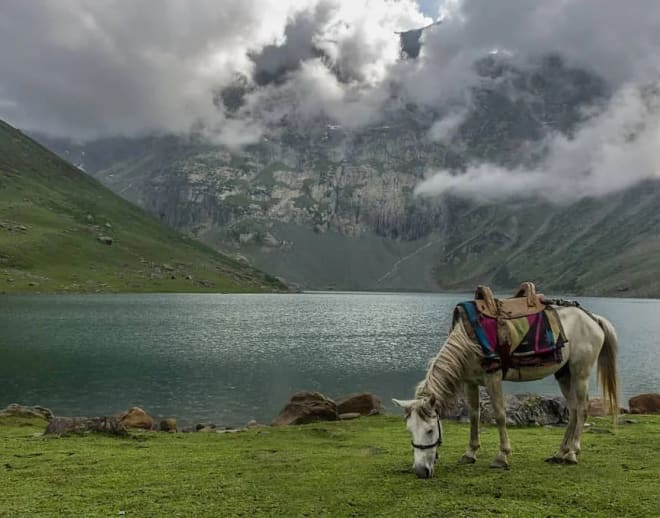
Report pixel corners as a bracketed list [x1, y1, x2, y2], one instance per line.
[484, 373, 511, 469]
[459, 383, 480, 464]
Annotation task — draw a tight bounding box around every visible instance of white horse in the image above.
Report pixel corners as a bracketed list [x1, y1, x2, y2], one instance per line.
[393, 305, 619, 478]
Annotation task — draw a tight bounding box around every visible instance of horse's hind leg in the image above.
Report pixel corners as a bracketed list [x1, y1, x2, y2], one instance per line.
[546, 367, 589, 464]
[459, 383, 480, 464]
[484, 373, 511, 469]
[546, 366, 575, 463]
[564, 376, 590, 464]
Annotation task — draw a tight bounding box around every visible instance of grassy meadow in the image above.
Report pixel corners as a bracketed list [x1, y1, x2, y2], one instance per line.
[1, 414, 658, 517]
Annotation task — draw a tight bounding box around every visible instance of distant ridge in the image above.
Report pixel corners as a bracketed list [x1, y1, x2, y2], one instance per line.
[31, 57, 660, 297]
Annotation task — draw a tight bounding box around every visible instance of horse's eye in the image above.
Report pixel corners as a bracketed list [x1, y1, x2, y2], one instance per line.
[426, 429, 433, 435]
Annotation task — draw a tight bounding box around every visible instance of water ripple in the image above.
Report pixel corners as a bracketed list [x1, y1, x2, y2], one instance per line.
[0, 292, 658, 426]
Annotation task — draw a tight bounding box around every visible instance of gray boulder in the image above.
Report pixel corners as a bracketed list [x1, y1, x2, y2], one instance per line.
[497, 394, 568, 425]
[442, 388, 569, 425]
[45, 416, 127, 436]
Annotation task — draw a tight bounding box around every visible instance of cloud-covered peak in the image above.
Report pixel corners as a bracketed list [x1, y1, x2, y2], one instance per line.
[2, 1, 660, 199]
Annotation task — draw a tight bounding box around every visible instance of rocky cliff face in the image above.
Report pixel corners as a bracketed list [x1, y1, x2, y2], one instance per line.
[35, 57, 660, 296]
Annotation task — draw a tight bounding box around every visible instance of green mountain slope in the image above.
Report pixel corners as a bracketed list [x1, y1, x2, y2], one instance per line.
[0, 120, 285, 293]
[427, 187, 660, 297]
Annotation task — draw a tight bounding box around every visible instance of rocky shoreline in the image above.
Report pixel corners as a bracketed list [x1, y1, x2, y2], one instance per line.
[2, 391, 659, 436]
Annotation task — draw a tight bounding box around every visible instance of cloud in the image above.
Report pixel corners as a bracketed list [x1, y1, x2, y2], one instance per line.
[2, 0, 660, 204]
[249, 6, 329, 86]
[417, 0, 442, 18]
[430, 0, 660, 87]
[415, 82, 660, 202]
[0, 0, 309, 139]
[0, 0, 426, 143]
[427, 109, 469, 143]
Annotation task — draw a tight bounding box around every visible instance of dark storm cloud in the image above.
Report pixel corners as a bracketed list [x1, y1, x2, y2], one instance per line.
[249, 6, 329, 86]
[2, 0, 660, 176]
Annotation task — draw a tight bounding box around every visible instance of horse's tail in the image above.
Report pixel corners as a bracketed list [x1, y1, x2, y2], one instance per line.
[595, 315, 620, 423]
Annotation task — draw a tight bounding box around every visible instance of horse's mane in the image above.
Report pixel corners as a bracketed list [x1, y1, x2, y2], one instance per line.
[415, 320, 482, 412]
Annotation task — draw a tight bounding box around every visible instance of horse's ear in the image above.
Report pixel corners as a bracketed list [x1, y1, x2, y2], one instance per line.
[392, 398, 416, 410]
[425, 394, 437, 410]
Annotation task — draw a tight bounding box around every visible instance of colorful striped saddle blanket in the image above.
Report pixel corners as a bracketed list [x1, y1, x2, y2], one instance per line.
[454, 301, 566, 375]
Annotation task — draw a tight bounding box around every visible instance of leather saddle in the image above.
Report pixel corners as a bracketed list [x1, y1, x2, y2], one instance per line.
[474, 282, 546, 319]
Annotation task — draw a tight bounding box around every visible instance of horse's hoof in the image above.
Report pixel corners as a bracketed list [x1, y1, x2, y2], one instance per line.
[564, 452, 578, 465]
[490, 458, 509, 469]
[459, 455, 476, 464]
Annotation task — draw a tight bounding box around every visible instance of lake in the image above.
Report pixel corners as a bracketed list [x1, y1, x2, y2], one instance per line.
[1, 292, 658, 426]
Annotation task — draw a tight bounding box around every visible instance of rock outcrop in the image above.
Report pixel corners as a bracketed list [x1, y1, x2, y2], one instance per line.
[160, 418, 177, 432]
[0, 404, 54, 421]
[45, 416, 127, 436]
[588, 398, 628, 417]
[336, 393, 383, 416]
[118, 407, 155, 430]
[272, 391, 338, 426]
[629, 393, 660, 414]
[195, 423, 217, 432]
[588, 398, 609, 417]
[442, 389, 569, 426]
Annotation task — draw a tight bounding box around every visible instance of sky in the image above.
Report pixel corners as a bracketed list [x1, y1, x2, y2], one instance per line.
[417, 0, 441, 17]
[1, 0, 660, 200]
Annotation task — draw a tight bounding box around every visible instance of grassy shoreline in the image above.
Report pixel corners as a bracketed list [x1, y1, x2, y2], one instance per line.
[1, 415, 659, 517]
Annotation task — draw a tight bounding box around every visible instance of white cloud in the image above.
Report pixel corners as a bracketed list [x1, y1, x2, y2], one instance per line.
[415, 82, 660, 202]
[427, 109, 469, 143]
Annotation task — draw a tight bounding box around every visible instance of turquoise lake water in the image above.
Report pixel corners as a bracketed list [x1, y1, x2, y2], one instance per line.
[1, 292, 658, 426]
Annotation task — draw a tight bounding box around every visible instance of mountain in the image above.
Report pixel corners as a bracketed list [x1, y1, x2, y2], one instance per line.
[0, 120, 286, 293]
[34, 56, 660, 297]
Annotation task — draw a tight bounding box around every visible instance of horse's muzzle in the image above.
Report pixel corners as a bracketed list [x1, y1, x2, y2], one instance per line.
[414, 465, 433, 479]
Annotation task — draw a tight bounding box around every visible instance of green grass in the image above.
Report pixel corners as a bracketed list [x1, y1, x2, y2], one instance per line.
[1, 415, 658, 517]
[0, 120, 285, 294]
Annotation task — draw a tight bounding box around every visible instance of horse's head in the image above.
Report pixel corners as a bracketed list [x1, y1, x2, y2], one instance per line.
[392, 395, 442, 479]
